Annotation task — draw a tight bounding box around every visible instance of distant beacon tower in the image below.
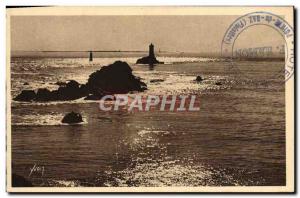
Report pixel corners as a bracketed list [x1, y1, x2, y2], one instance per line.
[149, 43, 155, 58]
[89, 51, 93, 62]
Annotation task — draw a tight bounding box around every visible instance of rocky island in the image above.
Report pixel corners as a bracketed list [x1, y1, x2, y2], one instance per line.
[14, 61, 147, 102]
[136, 43, 164, 65]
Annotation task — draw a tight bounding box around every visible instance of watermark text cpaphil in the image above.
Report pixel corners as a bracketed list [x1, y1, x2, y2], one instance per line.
[98, 95, 200, 112]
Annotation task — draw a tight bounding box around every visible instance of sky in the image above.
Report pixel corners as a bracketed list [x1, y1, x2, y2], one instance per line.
[11, 15, 284, 56]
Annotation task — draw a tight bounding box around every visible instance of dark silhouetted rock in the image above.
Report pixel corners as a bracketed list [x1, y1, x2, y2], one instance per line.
[136, 43, 164, 65]
[215, 82, 222, 86]
[23, 80, 87, 102]
[14, 61, 146, 102]
[56, 80, 87, 100]
[35, 88, 54, 101]
[62, 112, 83, 124]
[136, 56, 163, 65]
[86, 61, 147, 94]
[84, 94, 104, 100]
[14, 90, 36, 101]
[23, 82, 29, 85]
[150, 79, 164, 83]
[196, 76, 203, 82]
[67, 80, 80, 89]
[55, 81, 67, 86]
[84, 94, 116, 101]
[12, 174, 33, 187]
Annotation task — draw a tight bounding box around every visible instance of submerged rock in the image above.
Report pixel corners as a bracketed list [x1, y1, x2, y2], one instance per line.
[14, 90, 36, 101]
[150, 79, 165, 83]
[12, 174, 33, 187]
[196, 76, 203, 82]
[62, 112, 83, 124]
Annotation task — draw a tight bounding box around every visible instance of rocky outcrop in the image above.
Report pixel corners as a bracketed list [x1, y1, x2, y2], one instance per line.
[55, 80, 88, 100]
[136, 56, 163, 65]
[35, 88, 54, 101]
[12, 174, 33, 187]
[195, 76, 203, 82]
[62, 112, 83, 124]
[84, 94, 104, 101]
[14, 90, 36, 101]
[86, 61, 147, 94]
[84, 94, 116, 101]
[55, 81, 67, 86]
[14, 61, 147, 102]
[14, 80, 87, 102]
[136, 43, 164, 65]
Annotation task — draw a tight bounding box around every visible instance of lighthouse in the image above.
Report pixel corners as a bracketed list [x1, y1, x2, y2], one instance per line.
[136, 43, 164, 65]
[149, 43, 155, 58]
[89, 51, 93, 62]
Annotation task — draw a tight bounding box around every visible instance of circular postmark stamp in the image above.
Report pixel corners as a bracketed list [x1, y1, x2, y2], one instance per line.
[221, 11, 294, 82]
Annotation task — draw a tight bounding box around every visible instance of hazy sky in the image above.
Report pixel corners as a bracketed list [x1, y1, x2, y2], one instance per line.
[11, 15, 284, 55]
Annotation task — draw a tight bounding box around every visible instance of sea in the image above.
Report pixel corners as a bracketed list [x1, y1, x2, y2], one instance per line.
[10, 52, 286, 187]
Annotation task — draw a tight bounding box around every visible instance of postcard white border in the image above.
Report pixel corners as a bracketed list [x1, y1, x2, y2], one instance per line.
[6, 6, 294, 193]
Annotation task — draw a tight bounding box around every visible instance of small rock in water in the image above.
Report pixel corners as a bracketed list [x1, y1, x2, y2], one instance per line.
[150, 79, 164, 83]
[62, 112, 83, 124]
[23, 82, 29, 85]
[14, 90, 36, 101]
[215, 82, 222, 86]
[196, 76, 203, 82]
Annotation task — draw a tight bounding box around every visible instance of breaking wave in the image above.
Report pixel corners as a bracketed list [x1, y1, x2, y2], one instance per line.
[12, 113, 88, 126]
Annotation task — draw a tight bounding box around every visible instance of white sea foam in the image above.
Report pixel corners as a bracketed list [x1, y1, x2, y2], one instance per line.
[138, 129, 170, 136]
[50, 180, 82, 187]
[12, 113, 88, 126]
[158, 56, 221, 64]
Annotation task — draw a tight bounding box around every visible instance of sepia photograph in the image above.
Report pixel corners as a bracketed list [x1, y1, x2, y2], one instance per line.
[6, 6, 294, 193]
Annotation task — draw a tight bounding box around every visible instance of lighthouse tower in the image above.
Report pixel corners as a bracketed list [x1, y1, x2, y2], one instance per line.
[149, 43, 155, 58]
[136, 43, 163, 65]
[89, 51, 93, 62]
